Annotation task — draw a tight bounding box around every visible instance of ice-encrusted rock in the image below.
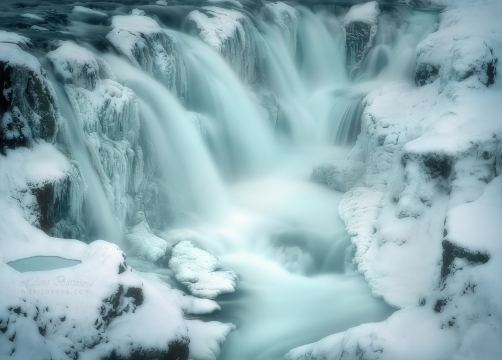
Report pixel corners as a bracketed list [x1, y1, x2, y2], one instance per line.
[107, 14, 187, 100]
[186, 320, 235, 360]
[47, 41, 100, 91]
[47, 41, 147, 241]
[169, 241, 238, 299]
[311, 160, 365, 192]
[342, 1, 380, 75]
[0, 39, 61, 154]
[187, 6, 263, 85]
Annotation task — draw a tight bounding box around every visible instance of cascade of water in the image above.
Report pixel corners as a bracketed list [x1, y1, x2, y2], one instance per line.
[105, 55, 230, 220]
[176, 33, 277, 178]
[50, 78, 122, 243]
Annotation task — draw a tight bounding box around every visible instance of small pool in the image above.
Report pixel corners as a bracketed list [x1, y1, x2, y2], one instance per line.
[7, 256, 81, 272]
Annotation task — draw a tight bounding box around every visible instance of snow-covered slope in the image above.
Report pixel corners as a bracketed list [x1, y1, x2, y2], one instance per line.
[287, 0, 502, 359]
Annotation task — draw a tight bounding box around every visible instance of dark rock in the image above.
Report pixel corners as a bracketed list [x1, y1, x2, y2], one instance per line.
[102, 338, 190, 360]
[441, 240, 490, 280]
[415, 63, 439, 86]
[345, 21, 374, 74]
[0, 46, 60, 154]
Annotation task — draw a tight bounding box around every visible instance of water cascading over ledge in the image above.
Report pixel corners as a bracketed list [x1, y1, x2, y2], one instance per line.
[3, 1, 498, 360]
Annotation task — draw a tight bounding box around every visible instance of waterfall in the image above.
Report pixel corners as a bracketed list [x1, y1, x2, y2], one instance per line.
[0, 2, 440, 359]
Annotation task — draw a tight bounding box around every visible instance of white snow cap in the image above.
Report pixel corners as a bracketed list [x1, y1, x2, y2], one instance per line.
[343, 1, 380, 26]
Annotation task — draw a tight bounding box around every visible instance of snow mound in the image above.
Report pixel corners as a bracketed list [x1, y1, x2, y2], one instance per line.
[169, 241, 238, 299]
[311, 160, 365, 192]
[0, 30, 31, 47]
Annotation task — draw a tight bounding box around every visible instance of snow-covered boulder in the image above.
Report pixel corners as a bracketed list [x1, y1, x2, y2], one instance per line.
[0, 35, 61, 154]
[106, 14, 187, 100]
[439, 37, 497, 92]
[342, 1, 380, 75]
[186, 6, 263, 85]
[169, 241, 238, 299]
[47, 41, 100, 91]
[311, 160, 365, 192]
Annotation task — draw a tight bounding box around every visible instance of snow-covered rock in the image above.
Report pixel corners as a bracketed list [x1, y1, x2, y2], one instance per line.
[187, 6, 263, 85]
[47, 42, 100, 91]
[169, 241, 238, 299]
[342, 1, 380, 74]
[311, 160, 365, 192]
[0, 37, 61, 153]
[107, 14, 187, 100]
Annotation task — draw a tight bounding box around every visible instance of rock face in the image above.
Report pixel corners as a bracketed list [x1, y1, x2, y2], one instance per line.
[0, 42, 60, 154]
[342, 2, 380, 75]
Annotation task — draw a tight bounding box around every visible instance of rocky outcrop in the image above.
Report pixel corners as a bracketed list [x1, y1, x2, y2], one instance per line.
[186, 6, 263, 86]
[0, 42, 60, 154]
[107, 14, 187, 101]
[342, 2, 380, 75]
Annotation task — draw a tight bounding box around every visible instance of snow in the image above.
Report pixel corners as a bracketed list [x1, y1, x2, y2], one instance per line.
[22, 13, 44, 22]
[342, 1, 380, 26]
[187, 7, 246, 52]
[47, 41, 100, 91]
[186, 320, 234, 360]
[106, 14, 187, 97]
[72, 6, 107, 17]
[124, 220, 168, 262]
[156, 0, 168, 5]
[169, 241, 238, 299]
